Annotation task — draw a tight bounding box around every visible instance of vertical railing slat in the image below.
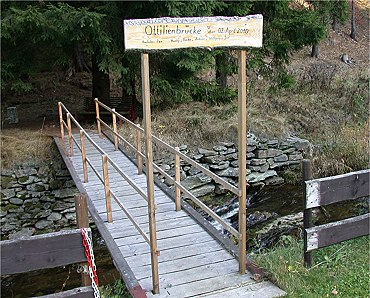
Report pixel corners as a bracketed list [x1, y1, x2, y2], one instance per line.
[80, 130, 88, 183]
[95, 98, 101, 135]
[303, 159, 313, 267]
[175, 147, 181, 211]
[67, 113, 73, 157]
[136, 124, 143, 175]
[102, 155, 113, 223]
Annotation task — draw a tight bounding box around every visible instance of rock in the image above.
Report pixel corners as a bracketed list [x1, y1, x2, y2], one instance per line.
[253, 212, 303, 249]
[14, 168, 37, 178]
[247, 132, 259, 146]
[255, 150, 268, 159]
[9, 198, 24, 205]
[188, 166, 201, 176]
[65, 212, 76, 221]
[61, 207, 76, 214]
[230, 161, 239, 167]
[247, 152, 255, 158]
[225, 153, 238, 161]
[35, 209, 52, 219]
[289, 153, 303, 161]
[198, 148, 217, 157]
[267, 149, 284, 157]
[47, 212, 62, 221]
[64, 180, 76, 188]
[18, 176, 38, 185]
[270, 161, 299, 169]
[52, 201, 74, 211]
[247, 170, 277, 183]
[1, 223, 18, 234]
[251, 159, 267, 166]
[274, 154, 288, 162]
[265, 176, 285, 185]
[201, 155, 225, 164]
[55, 169, 70, 177]
[179, 145, 188, 151]
[192, 154, 203, 160]
[182, 173, 212, 190]
[247, 211, 277, 228]
[52, 188, 77, 198]
[40, 195, 55, 202]
[8, 206, 24, 213]
[249, 163, 269, 173]
[215, 184, 227, 195]
[1, 189, 16, 200]
[26, 182, 47, 192]
[282, 147, 296, 154]
[209, 161, 230, 170]
[0, 209, 7, 218]
[160, 164, 171, 172]
[267, 139, 279, 147]
[247, 146, 256, 153]
[215, 167, 239, 178]
[213, 145, 227, 152]
[286, 137, 310, 151]
[38, 166, 50, 177]
[35, 219, 53, 229]
[190, 184, 215, 197]
[9, 227, 35, 239]
[267, 158, 274, 165]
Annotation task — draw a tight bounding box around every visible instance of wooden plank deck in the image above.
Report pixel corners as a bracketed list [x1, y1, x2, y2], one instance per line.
[56, 132, 285, 298]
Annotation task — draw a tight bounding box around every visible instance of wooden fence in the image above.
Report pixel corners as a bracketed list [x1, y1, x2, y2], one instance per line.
[1, 228, 94, 298]
[302, 160, 370, 267]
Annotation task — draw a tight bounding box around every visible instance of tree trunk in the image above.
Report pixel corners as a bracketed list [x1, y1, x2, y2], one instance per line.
[311, 44, 319, 58]
[73, 44, 91, 73]
[92, 52, 110, 105]
[350, 0, 356, 40]
[215, 51, 228, 90]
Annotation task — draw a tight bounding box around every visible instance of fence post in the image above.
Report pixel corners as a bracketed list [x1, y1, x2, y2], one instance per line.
[175, 147, 181, 211]
[136, 124, 143, 175]
[74, 194, 91, 287]
[95, 98, 101, 135]
[102, 155, 112, 223]
[80, 130, 88, 183]
[67, 113, 73, 157]
[58, 102, 66, 150]
[237, 49, 247, 274]
[302, 159, 313, 267]
[141, 53, 160, 294]
[112, 108, 118, 150]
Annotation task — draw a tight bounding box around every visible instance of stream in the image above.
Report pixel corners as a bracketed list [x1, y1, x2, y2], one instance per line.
[2, 184, 367, 297]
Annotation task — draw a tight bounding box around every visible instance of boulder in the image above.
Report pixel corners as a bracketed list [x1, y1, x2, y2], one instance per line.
[198, 148, 217, 157]
[213, 145, 227, 152]
[215, 167, 239, 178]
[247, 170, 277, 183]
[201, 155, 225, 164]
[9, 227, 35, 239]
[182, 173, 212, 190]
[35, 219, 53, 230]
[209, 161, 230, 170]
[274, 154, 288, 162]
[190, 184, 215, 197]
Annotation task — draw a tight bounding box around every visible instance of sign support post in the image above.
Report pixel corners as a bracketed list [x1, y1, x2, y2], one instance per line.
[141, 53, 160, 294]
[237, 50, 247, 274]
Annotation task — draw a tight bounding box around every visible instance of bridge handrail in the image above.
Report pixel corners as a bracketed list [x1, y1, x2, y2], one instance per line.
[95, 99, 241, 239]
[58, 102, 151, 246]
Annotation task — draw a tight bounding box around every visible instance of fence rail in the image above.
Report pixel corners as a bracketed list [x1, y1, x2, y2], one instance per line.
[303, 160, 370, 267]
[94, 99, 241, 240]
[58, 102, 155, 250]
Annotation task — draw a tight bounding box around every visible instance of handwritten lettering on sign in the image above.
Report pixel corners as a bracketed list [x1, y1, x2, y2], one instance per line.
[124, 15, 263, 50]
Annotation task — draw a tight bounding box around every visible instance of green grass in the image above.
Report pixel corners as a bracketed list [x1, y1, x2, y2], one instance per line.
[254, 236, 370, 298]
[100, 279, 130, 298]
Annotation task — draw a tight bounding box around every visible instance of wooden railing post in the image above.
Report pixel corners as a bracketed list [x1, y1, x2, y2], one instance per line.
[112, 108, 118, 150]
[136, 124, 143, 175]
[74, 194, 91, 287]
[303, 159, 313, 267]
[237, 49, 247, 274]
[58, 102, 66, 149]
[102, 155, 113, 223]
[141, 53, 160, 294]
[95, 98, 101, 135]
[67, 113, 73, 157]
[175, 147, 181, 211]
[80, 130, 88, 183]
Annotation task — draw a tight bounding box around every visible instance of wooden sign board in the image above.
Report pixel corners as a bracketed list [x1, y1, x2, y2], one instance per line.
[124, 15, 263, 50]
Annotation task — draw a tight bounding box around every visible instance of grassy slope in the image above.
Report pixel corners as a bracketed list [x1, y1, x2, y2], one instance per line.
[254, 236, 369, 297]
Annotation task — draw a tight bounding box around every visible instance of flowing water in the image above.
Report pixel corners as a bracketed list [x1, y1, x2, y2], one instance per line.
[2, 184, 366, 297]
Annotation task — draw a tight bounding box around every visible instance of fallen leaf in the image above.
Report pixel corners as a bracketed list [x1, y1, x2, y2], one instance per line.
[332, 289, 338, 295]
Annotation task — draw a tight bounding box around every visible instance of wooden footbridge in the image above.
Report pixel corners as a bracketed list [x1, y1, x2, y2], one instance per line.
[56, 99, 285, 297]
